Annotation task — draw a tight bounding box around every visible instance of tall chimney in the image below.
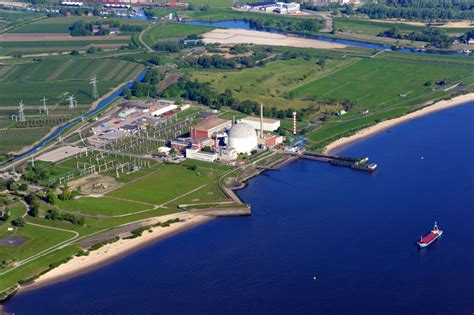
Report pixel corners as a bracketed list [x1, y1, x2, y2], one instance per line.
[293, 112, 297, 135]
[260, 103, 264, 139]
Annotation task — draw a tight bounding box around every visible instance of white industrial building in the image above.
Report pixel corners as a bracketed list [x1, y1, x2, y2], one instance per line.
[242, 1, 300, 14]
[186, 148, 217, 162]
[274, 2, 300, 14]
[239, 116, 280, 132]
[151, 104, 178, 117]
[227, 122, 258, 154]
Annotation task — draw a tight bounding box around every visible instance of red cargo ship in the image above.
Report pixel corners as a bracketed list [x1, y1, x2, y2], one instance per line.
[417, 222, 443, 248]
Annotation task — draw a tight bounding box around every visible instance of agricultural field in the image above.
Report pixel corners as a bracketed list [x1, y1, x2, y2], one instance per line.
[0, 39, 130, 56]
[0, 9, 44, 33]
[0, 57, 145, 106]
[0, 127, 51, 154]
[9, 16, 146, 34]
[142, 22, 213, 47]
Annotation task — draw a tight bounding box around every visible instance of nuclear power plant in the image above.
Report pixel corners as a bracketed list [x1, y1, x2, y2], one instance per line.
[180, 103, 284, 164]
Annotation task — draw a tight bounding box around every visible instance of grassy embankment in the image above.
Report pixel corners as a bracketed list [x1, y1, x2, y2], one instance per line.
[0, 160, 232, 294]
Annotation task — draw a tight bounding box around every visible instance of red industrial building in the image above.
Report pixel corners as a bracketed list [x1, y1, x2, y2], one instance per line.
[190, 118, 232, 141]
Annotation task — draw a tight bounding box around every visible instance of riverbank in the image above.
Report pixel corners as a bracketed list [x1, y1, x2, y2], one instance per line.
[324, 93, 474, 155]
[22, 212, 212, 291]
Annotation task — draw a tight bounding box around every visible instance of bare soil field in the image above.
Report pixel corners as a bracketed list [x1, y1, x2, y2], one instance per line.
[202, 29, 346, 49]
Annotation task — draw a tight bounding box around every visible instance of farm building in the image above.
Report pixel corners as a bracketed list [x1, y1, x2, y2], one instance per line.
[191, 118, 232, 141]
[239, 116, 280, 132]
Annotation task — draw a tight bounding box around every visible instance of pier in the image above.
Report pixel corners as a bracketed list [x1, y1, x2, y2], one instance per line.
[299, 152, 377, 172]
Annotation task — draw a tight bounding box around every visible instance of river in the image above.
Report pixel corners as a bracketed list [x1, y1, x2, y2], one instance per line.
[4, 103, 473, 314]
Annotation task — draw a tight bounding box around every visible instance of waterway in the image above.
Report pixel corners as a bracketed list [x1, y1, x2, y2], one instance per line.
[186, 20, 465, 55]
[4, 103, 473, 314]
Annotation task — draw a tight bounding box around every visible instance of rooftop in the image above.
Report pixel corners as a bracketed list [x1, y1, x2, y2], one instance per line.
[241, 116, 280, 124]
[194, 118, 231, 131]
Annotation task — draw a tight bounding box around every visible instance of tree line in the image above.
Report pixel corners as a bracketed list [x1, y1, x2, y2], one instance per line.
[69, 20, 143, 36]
[359, 0, 474, 20]
[245, 17, 324, 34]
[378, 26, 453, 48]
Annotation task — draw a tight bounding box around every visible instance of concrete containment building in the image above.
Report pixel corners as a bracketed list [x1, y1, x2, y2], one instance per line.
[240, 116, 280, 132]
[227, 122, 258, 154]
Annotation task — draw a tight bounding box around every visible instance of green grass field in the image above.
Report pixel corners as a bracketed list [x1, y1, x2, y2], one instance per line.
[188, 57, 359, 109]
[108, 163, 227, 205]
[142, 22, 213, 47]
[291, 57, 472, 111]
[56, 197, 152, 216]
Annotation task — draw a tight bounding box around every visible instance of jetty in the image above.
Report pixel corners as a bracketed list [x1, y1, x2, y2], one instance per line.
[299, 152, 378, 172]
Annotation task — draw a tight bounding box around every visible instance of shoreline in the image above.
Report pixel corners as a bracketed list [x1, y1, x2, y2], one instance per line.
[324, 93, 474, 155]
[21, 213, 212, 292]
[9, 93, 474, 296]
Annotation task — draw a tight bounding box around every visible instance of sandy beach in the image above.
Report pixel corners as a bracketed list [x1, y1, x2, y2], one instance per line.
[325, 93, 474, 154]
[202, 29, 346, 49]
[25, 213, 212, 290]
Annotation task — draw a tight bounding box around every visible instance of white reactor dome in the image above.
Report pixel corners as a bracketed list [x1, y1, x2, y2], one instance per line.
[227, 122, 258, 154]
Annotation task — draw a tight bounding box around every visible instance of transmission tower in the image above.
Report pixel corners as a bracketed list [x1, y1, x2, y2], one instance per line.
[90, 76, 99, 100]
[67, 95, 77, 109]
[40, 97, 49, 115]
[18, 100, 26, 122]
[29, 157, 35, 168]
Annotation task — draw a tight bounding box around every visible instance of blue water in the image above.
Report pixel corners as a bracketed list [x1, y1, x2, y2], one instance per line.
[1, 71, 147, 165]
[186, 20, 464, 55]
[4, 104, 474, 314]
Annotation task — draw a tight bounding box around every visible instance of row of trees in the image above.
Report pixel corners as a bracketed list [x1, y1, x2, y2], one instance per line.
[378, 26, 453, 48]
[45, 209, 85, 226]
[180, 54, 259, 69]
[359, 0, 474, 20]
[123, 68, 165, 99]
[245, 17, 324, 34]
[69, 20, 143, 37]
